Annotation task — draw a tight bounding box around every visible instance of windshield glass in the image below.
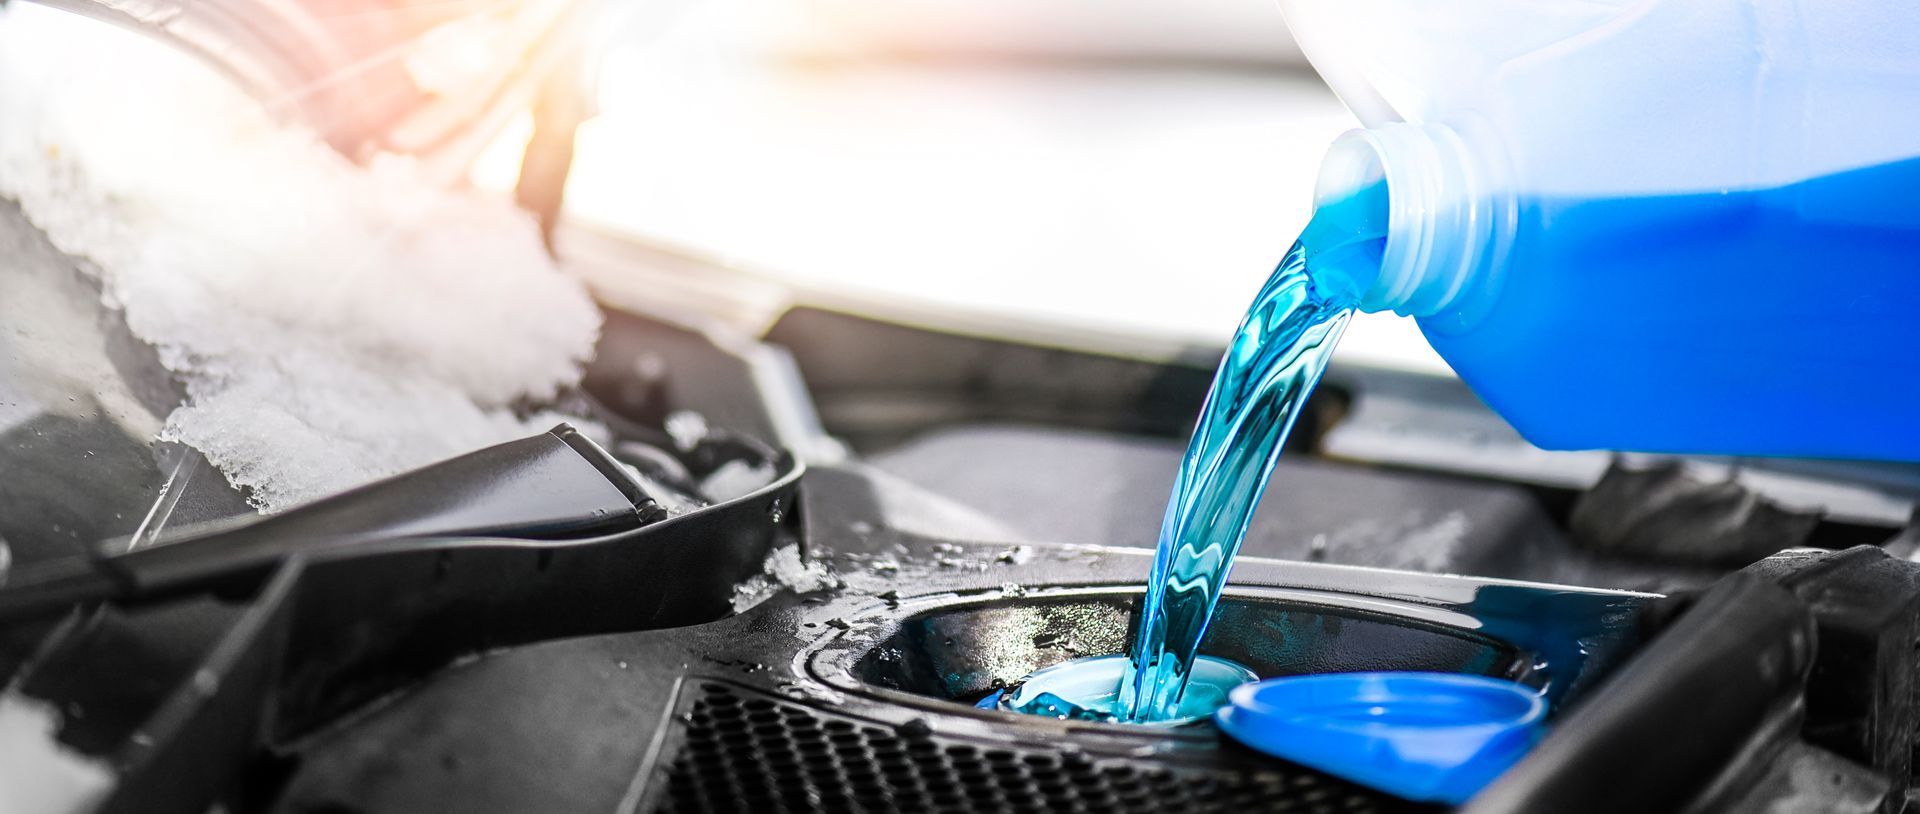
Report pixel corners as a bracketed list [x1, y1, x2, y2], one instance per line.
[466, 0, 1450, 373]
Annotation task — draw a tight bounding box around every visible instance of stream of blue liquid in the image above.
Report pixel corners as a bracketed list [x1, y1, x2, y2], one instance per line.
[1116, 228, 1375, 721]
[1007, 185, 1389, 723]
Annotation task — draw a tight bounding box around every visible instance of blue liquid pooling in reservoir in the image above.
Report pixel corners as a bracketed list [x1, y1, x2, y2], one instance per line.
[1003, 183, 1390, 724]
[998, 654, 1257, 725]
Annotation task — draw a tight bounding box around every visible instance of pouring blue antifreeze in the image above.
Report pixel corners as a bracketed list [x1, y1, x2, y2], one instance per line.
[999, 181, 1390, 723]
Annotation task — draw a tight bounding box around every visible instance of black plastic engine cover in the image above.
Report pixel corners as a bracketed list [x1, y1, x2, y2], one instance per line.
[265, 460, 1650, 814]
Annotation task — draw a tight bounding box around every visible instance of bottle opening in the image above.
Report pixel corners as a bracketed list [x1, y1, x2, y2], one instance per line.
[1310, 123, 1504, 319]
[1303, 139, 1392, 306]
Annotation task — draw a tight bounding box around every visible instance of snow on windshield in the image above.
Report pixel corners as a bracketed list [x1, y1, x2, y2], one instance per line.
[0, 5, 602, 512]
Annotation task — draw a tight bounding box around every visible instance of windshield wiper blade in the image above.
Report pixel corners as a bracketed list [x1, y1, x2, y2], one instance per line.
[0, 423, 663, 622]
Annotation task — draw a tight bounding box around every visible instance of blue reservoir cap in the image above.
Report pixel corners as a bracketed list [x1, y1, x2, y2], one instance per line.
[1215, 672, 1545, 805]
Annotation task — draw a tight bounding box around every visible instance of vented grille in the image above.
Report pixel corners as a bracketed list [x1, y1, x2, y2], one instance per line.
[659, 682, 1432, 814]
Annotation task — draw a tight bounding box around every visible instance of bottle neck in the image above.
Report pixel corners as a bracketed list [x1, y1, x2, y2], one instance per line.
[1312, 122, 1510, 318]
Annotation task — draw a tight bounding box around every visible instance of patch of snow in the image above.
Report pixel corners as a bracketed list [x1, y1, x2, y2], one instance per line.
[663, 410, 709, 451]
[729, 573, 778, 613]
[0, 696, 111, 814]
[729, 543, 841, 612]
[699, 458, 777, 502]
[764, 544, 840, 593]
[0, 6, 601, 511]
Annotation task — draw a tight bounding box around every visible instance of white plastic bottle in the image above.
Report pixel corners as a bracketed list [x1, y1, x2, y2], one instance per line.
[1282, 0, 1920, 460]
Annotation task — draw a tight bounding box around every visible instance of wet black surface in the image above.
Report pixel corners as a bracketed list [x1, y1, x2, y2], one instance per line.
[261, 459, 1648, 814]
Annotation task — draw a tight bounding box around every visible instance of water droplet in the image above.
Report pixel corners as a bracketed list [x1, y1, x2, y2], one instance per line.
[1032, 631, 1082, 652]
[996, 545, 1033, 565]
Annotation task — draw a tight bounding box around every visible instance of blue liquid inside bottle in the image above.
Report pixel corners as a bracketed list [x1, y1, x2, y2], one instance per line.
[1424, 156, 1920, 460]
